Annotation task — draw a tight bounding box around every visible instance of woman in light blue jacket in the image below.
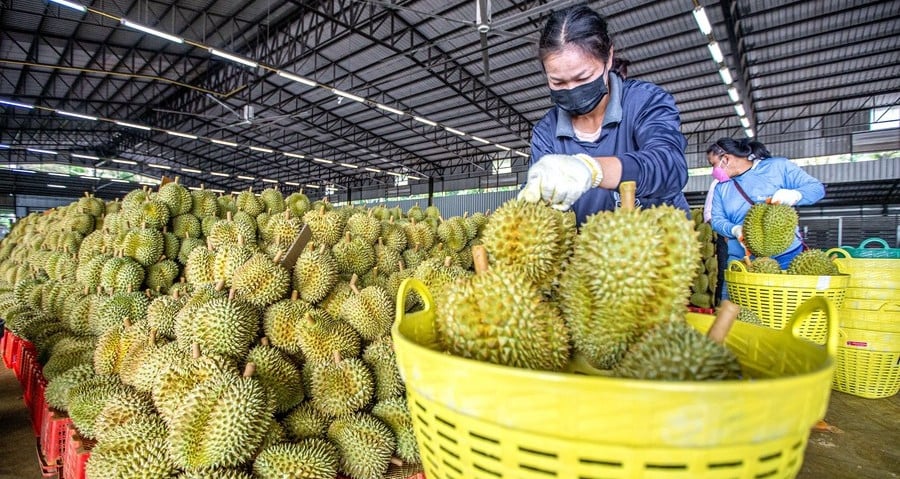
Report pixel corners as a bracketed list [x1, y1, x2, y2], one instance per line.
[708, 138, 825, 298]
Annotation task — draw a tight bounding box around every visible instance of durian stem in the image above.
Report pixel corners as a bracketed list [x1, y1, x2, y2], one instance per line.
[191, 343, 201, 359]
[228, 287, 236, 300]
[172, 289, 180, 300]
[273, 251, 283, 263]
[443, 256, 453, 268]
[215, 280, 226, 292]
[318, 244, 326, 254]
[260, 337, 270, 347]
[397, 260, 405, 272]
[332, 351, 342, 363]
[243, 362, 256, 378]
[619, 181, 637, 212]
[349, 274, 360, 294]
[390, 457, 404, 466]
[123, 317, 132, 328]
[149, 329, 157, 345]
[291, 290, 299, 301]
[709, 300, 739, 344]
[472, 245, 489, 274]
[304, 313, 316, 326]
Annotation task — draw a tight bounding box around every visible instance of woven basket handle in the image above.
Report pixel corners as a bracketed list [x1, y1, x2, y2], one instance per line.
[784, 296, 839, 358]
[825, 247, 850, 259]
[727, 260, 749, 272]
[858, 237, 890, 249]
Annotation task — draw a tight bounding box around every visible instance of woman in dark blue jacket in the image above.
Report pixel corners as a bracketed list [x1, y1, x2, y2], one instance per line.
[518, 5, 689, 225]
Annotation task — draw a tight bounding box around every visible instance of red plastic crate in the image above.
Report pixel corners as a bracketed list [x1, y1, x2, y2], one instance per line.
[29, 376, 47, 437]
[21, 348, 41, 409]
[40, 406, 71, 469]
[0, 328, 8, 368]
[688, 305, 716, 315]
[13, 337, 35, 383]
[62, 423, 93, 479]
[6, 332, 21, 377]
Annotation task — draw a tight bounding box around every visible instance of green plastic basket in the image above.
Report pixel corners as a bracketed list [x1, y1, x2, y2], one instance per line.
[839, 238, 900, 259]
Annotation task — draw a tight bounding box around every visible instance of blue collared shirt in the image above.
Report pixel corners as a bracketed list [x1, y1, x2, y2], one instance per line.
[530, 72, 690, 225]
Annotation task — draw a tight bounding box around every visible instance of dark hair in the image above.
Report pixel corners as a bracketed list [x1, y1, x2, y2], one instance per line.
[539, 4, 630, 78]
[707, 138, 771, 160]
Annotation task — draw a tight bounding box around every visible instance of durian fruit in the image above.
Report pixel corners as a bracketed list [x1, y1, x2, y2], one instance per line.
[283, 402, 331, 440]
[293, 245, 339, 304]
[67, 375, 132, 439]
[264, 210, 302, 246]
[232, 252, 291, 307]
[786, 249, 839, 276]
[158, 180, 193, 216]
[146, 293, 186, 340]
[379, 218, 407, 252]
[296, 311, 362, 364]
[146, 259, 179, 293]
[346, 211, 381, 245]
[171, 213, 202, 239]
[178, 235, 206, 265]
[737, 307, 764, 326]
[437, 246, 570, 371]
[374, 239, 402, 276]
[92, 387, 156, 441]
[212, 241, 253, 287]
[286, 191, 311, 218]
[99, 256, 145, 293]
[261, 291, 312, 356]
[246, 339, 305, 414]
[185, 245, 216, 285]
[189, 293, 261, 358]
[152, 348, 236, 423]
[613, 320, 743, 381]
[406, 204, 425, 222]
[236, 188, 266, 216]
[178, 469, 253, 479]
[303, 206, 345, 248]
[86, 415, 178, 479]
[372, 396, 420, 464]
[436, 216, 470, 252]
[167, 363, 273, 470]
[93, 319, 147, 375]
[742, 203, 799, 258]
[191, 188, 220, 218]
[90, 292, 149, 336]
[41, 336, 95, 380]
[161, 231, 181, 264]
[253, 439, 339, 479]
[45, 363, 95, 411]
[332, 232, 376, 277]
[327, 412, 396, 479]
[132, 199, 171, 230]
[559, 182, 700, 369]
[403, 220, 435, 251]
[748, 257, 782, 274]
[208, 212, 257, 249]
[362, 336, 405, 400]
[340, 274, 393, 341]
[308, 353, 374, 417]
[260, 186, 286, 214]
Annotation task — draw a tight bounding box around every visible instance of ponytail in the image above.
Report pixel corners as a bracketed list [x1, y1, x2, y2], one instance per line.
[708, 137, 771, 160]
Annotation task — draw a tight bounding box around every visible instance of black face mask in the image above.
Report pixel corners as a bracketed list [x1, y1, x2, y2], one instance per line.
[549, 73, 608, 116]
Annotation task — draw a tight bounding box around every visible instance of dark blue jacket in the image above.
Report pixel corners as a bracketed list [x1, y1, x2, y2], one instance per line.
[530, 73, 689, 225]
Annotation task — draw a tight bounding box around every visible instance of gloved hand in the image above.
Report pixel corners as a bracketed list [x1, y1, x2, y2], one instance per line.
[731, 225, 743, 240]
[771, 189, 802, 206]
[517, 153, 603, 211]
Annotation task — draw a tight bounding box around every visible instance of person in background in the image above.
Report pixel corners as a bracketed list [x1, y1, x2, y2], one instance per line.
[708, 137, 825, 300]
[703, 179, 728, 305]
[517, 4, 689, 224]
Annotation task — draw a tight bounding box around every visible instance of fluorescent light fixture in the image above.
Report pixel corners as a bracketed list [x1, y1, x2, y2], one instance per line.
[57, 110, 98, 121]
[718, 67, 733, 85]
[283, 152, 305, 159]
[332, 89, 365, 103]
[412, 116, 437, 127]
[208, 188, 225, 193]
[209, 48, 258, 68]
[375, 103, 404, 116]
[727, 87, 739, 102]
[262, 178, 278, 184]
[305, 184, 320, 189]
[0, 144, 9, 149]
[148, 163, 171, 170]
[444, 126, 466, 136]
[339, 163, 359, 169]
[13, 169, 36, 174]
[167, 130, 197, 139]
[470, 135, 491, 144]
[514, 151, 530, 157]
[187, 186, 201, 191]
[237, 175, 255, 181]
[48, 172, 69, 177]
[408, 175, 423, 180]
[49, 0, 86, 12]
[26, 148, 58, 154]
[740, 116, 751, 128]
[121, 19, 184, 44]
[707, 41, 724, 63]
[0, 99, 34, 109]
[364, 167, 381, 173]
[249, 146, 273, 153]
[209, 171, 230, 177]
[209, 138, 238, 147]
[312, 158, 333, 164]
[693, 6, 712, 35]
[111, 158, 138, 165]
[181, 167, 202, 173]
[71, 153, 99, 160]
[80, 175, 100, 181]
[285, 181, 300, 186]
[110, 179, 129, 183]
[734, 104, 746, 117]
[115, 120, 151, 131]
[386, 171, 404, 177]
[744, 128, 755, 138]
[277, 71, 317, 87]
[47, 184, 66, 188]
[495, 144, 511, 151]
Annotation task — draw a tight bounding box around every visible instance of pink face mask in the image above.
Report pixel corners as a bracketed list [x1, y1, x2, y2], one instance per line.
[712, 165, 730, 182]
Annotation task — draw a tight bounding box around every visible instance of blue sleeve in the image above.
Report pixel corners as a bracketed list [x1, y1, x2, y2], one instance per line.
[780, 160, 825, 205]
[529, 117, 555, 167]
[617, 88, 688, 199]
[710, 186, 736, 239]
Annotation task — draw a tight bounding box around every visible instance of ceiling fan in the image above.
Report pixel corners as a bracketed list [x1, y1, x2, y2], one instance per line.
[153, 93, 296, 132]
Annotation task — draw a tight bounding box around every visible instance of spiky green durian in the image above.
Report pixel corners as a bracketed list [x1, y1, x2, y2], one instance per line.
[293, 245, 339, 304]
[92, 387, 156, 441]
[373, 239, 402, 276]
[146, 259, 179, 293]
[42, 336, 95, 380]
[184, 245, 216, 285]
[689, 292, 714, 309]
[247, 341, 305, 413]
[786, 249, 839, 276]
[748, 257, 783, 274]
[253, 439, 339, 479]
[172, 213, 201, 238]
[346, 211, 381, 245]
[372, 397, 419, 464]
[208, 212, 257, 249]
[737, 307, 764, 325]
[212, 242, 253, 287]
[235, 189, 266, 217]
[151, 351, 235, 423]
[436, 216, 469, 252]
[264, 211, 302, 247]
[742, 203, 799, 258]
[168, 365, 273, 470]
[327, 412, 395, 479]
[308, 355, 374, 417]
[158, 181, 192, 216]
[403, 220, 434, 251]
[178, 469, 253, 479]
[261, 292, 313, 356]
[362, 336, 404, 400]
[191, 188, 220, 218]
[86, 415, 177, 479]
[613, 320, 743, 381]
[303, 206, 345, 248]
[340, 276, 393, 341]
[331, 232, 376, 277]
[286, 191, 311, 218]
[232, 252, 291, 307]
[46, 363, 95, 411]
[67, 375, 131, 439]
[146, 293, 185, 340]
[178, 235, 205, 265]
[128, 340, 186, 394]
[296, 311, 361, 364]
[406, 204, 424, 222]
[99, 256, 145, 293]
[283, 402, 331, 440]
[379, 218, 408, 252]
[77, 193, 106, 217]
[189, 295, 261, 358]
[90, 291, 149, 335]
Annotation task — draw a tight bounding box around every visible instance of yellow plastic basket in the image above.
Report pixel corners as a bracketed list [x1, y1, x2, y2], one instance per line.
[393, 279, 838, 479]
[725, 261, 848, 344]
[843, 286, 900, 301]
[838, 237, 900, 259]
[832, 327, 900, 399]
[827, 248, 900, 288]
[840, 302, 900, 333]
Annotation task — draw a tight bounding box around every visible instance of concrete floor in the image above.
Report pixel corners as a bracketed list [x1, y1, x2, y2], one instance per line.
[0, 364, 897, 479]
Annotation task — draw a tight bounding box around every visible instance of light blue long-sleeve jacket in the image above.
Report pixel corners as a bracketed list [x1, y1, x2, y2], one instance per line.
[710, 157, 825, 269]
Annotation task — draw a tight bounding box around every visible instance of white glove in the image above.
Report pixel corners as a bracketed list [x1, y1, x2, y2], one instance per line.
[771, 189, 802, 206]
[517, 154, 603, 211]
[731, 225, 743, 240]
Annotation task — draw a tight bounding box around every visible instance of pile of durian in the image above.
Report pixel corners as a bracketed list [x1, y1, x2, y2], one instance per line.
[688, 208, 718, 309]
[0, 181, 490, 479]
